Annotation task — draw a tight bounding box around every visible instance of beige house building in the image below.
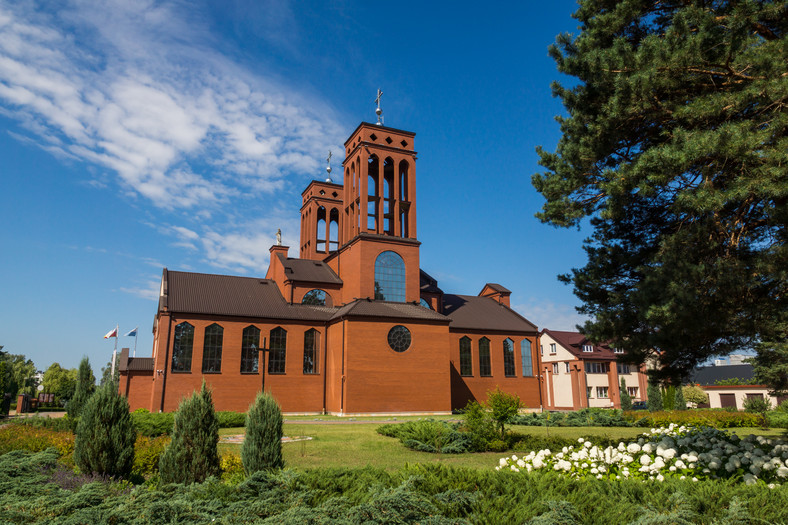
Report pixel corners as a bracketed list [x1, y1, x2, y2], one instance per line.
[539, 329, 649, 410]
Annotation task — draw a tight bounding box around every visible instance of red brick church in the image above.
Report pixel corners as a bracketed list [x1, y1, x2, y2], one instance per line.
[119, 120, 542, 414]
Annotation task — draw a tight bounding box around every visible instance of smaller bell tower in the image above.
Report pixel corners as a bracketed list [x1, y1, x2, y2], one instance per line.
[300, 151, 344, 260]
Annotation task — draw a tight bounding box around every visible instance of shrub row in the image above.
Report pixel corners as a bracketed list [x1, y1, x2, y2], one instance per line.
[131, 409, 246, 436]
[2, 448, 788, 524]
[511, 408, 635, 427]
[624, 409, 763, 428]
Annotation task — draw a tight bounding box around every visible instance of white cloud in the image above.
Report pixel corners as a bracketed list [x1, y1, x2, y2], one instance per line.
[0, 0, 344, 211]
[120, 277, 161, 301]
[0, 0, 346, 272]
[513, 299, 590, 332]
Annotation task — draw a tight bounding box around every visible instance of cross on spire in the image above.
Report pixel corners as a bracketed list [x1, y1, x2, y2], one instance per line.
[374, 88, 383, 125]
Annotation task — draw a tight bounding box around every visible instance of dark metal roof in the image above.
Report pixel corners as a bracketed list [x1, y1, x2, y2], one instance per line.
[481, 283, 511, 294]
[279, 255, 343, 285]
[164, 270, 337, 321]
[543, 329, 619, 360]
[420, 269, 443, 294]
[690, 364, 755, 386]
[126, 357, 154, 372]
[331, 299, 450, 322]
[442, 295, 537, 332]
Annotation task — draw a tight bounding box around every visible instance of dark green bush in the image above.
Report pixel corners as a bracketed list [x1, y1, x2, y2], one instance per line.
[73, 382, 136, 478]
[624, 409, 762, 428]
[131, 409, 244, 436]
[242, 392, 284, 474]
[510, 408, 632, 427]
[158, 382, 220, 484]
[15, 414, 77, 432]
[67, 357, 95, 419]
[461, 401, 500, 451]
[217, 411, 247, 428]
[377, 419, 472, 454]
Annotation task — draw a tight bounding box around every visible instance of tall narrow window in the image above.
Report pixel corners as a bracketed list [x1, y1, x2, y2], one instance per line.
[520, 339, 533, 377]
[316, 206, 327, 253]
[374, 251, 406, 302]
[303, 329, 319, 374]
[329, 208, 339, 251]
[479, 337, 491, 377]
[268, 327, 287, 374]
[367, 155, 379, 231]
[201, 323, 223, 373]
[171, 322, 194, 372]
[459, 336, 472, 376]
[503, 338, 515, 377]
[399, 160, 409, 237]
[241, 325, 260, 373]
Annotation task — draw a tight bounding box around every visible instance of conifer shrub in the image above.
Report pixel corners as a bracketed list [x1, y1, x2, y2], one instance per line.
[159, 382, 220, 484]
[73, 382, 135, 478]
[647, 380, 663, 411]
[674, 384, 687, 410]
[241, 391, 284, 474]
[377, 420, 472, 453]
[620, 378, 633, 411]
[67, 357, 95, 419]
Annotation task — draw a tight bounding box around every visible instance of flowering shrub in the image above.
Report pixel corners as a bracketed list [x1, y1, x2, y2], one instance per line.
[496, 424, 788, 486]
[0, 424, 75, 461]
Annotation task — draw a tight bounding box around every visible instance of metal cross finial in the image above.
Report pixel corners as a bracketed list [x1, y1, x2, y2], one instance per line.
[325, 150, 333, 182]
[374, 88, 383, 125]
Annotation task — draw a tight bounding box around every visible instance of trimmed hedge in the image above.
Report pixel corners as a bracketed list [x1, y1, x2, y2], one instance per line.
[131, 410, 246, 436]
[511, 408, 634, 427]
[624, 409, 763, 428]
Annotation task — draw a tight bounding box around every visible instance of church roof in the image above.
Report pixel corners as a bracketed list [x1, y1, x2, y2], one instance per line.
[162, 270, 336, 321]
[420, 269, 443, 294]
[331, 299, 450, 322]
[442, 295, 537, 333]
[480, 283, 511, 294]
[278, 254, 343, 285]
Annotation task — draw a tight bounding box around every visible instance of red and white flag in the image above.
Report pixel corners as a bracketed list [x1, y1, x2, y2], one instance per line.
[103, 327, 118, 339]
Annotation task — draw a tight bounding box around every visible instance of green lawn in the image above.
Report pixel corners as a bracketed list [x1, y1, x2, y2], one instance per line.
[218, 422, 786, 471]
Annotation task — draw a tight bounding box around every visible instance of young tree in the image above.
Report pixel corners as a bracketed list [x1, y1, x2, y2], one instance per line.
[68, 357, 95, 418]
[532, 1, 788, 383]
[73, 383, 135, 478]
[43, 363, 77, 405]
[241, 392, 284, 474]
[647, 380, 663, 412]
[682, 385, 709, 408]
[159, 381, 220, 484]
[486, 388, 521, 439]
[619, 378, 632, 411]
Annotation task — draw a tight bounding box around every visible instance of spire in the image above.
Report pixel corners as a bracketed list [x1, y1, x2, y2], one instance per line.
[374, 88, 383, 126]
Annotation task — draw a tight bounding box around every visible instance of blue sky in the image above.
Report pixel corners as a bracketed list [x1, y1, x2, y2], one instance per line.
[0, 0, 590, 372]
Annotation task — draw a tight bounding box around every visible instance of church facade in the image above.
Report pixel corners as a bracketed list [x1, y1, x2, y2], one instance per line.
[119, 121, 543, 414]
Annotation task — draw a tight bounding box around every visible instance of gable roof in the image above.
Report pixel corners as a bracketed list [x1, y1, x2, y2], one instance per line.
[442, 294, 537, 332]
[543, 329, 619, 360]
[479, 283, 511, 294]
[331, 299, 450, 323]
[420, 269, 443, 294]
[162, 270, 336, 321]
[278, 254, 343, 285]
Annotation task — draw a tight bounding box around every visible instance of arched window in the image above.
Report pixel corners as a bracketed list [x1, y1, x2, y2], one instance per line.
[241, 325, 260, 373]
[329, 208, 339, 251]
[383, 157, 395, 235]
[303, 329, 319, 374]
[268, 327, 287, 374]
[302, 289, 328, 306]
[521, 339, 533, 377]
[374, 251, 406, 302]
[399, 160, 409, 237]
[479, 337, 491, 377]
[316, 206, 327, 253]
[459, 336, 472, 376]
[503, 338, 515, 377]
[367, 155, 379, 231]
[202, 323, 223, 373]
[419, 298, 432, 310]
[171, 322, 194, 372]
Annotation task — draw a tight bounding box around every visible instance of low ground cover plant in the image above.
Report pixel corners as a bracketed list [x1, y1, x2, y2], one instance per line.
[498, 423, 788, 487]
[512, 408, 634, 427]
[3, 448, 788, 523]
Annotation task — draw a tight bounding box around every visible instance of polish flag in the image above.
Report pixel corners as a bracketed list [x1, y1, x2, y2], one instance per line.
[104, 328, 118, 339]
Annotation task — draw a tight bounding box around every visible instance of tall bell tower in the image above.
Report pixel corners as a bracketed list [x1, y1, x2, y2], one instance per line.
[341, 122, 417, 242]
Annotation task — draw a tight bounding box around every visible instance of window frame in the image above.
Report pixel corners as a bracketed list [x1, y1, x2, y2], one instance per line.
[240, 325, 260, 374]
[552, 363, 559, 375]
[596, 386, 609, 398]
[478, 337, 492, 377]
[268, 327, 287, 374]
[303, 328, 320, 374]
[374, 251, 406, 302]
[549, 343, 556, 354]
[201, 323, 223, 374]
[171, 322, 194, 373]
[459, 336, 473, 376]
[503, 338, 516, 377]
[520, 339, 533, 377]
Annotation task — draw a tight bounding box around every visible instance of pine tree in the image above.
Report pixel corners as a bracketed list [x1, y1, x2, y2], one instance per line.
[159, 381, 220, 484]
[647, 380, 663, 412]
[73, 382, 135, 478]
[532, 1, 788, 383]
[619, 378, 632, 411]
[241, 391, 284, 474]
[674, 383, 687, 410]
[68, 357, 95, 418]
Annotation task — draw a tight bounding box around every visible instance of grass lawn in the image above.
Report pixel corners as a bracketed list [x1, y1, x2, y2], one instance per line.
[218, 422, 787, 471]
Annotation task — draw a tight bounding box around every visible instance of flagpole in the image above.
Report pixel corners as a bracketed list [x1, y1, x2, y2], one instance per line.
[111, 323, 118, 380]
[133, 328, 138, 357]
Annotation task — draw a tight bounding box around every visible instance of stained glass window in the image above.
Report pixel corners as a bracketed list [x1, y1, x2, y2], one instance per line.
[374, 251, 406, 302]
